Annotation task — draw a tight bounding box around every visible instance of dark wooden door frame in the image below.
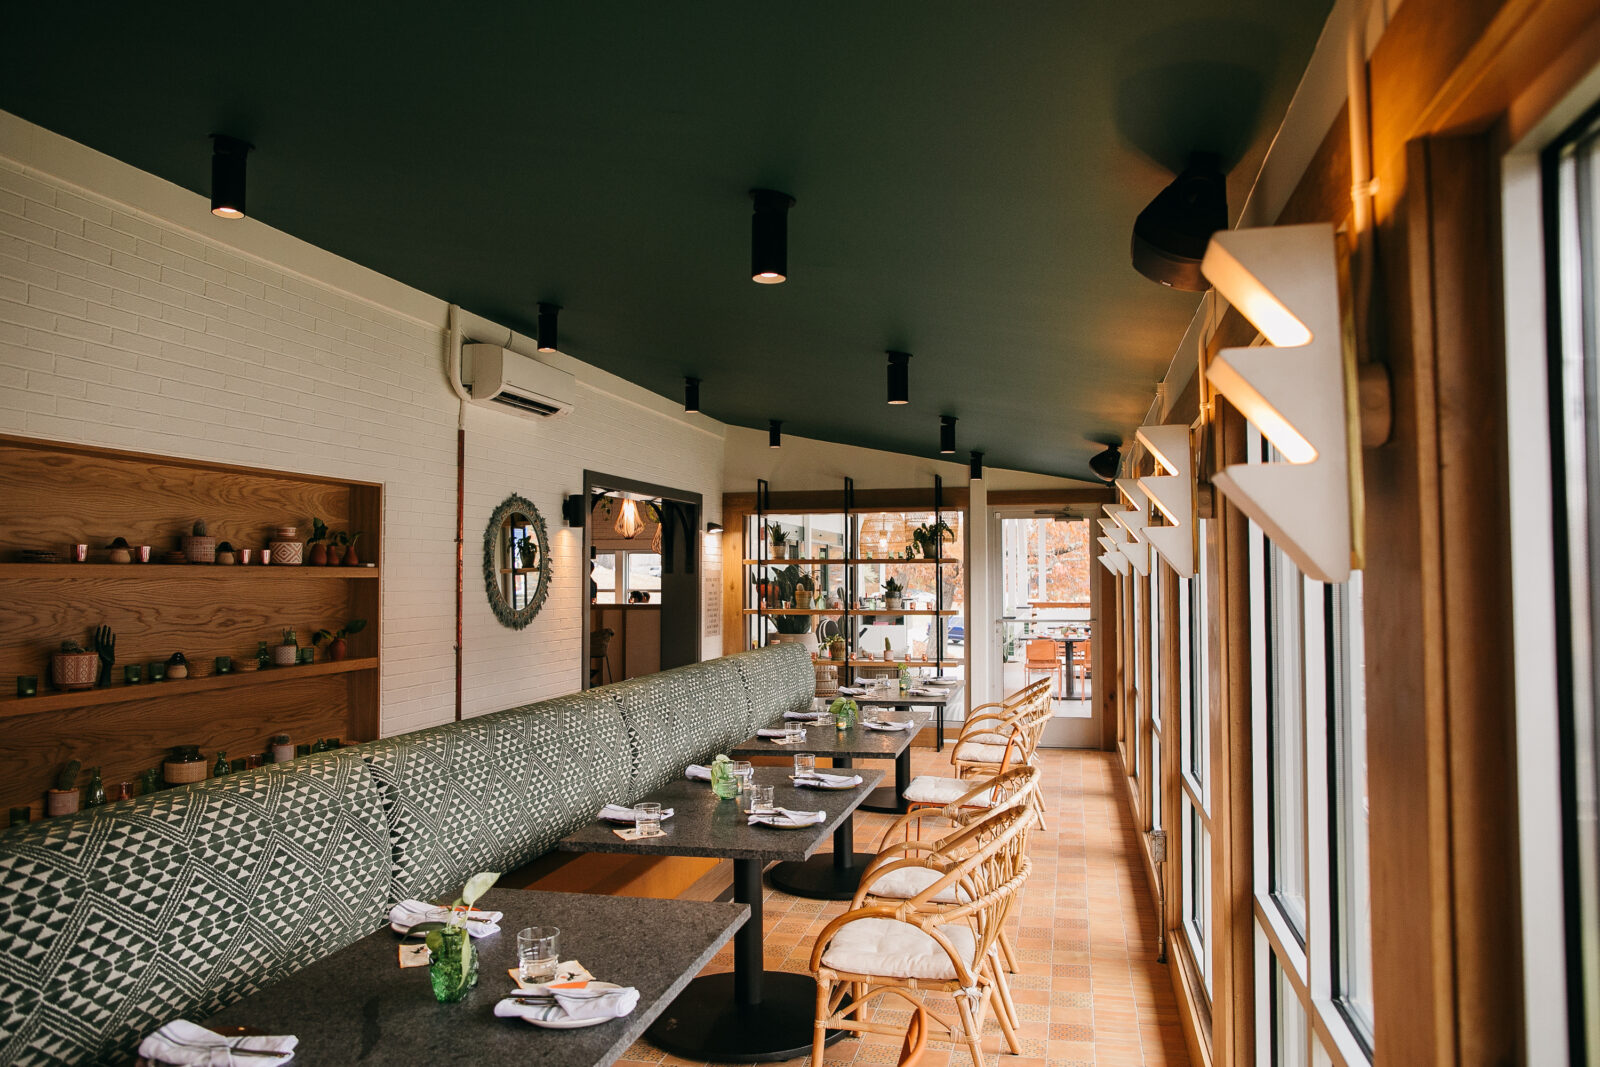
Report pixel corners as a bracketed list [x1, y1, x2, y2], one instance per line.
[581, 471, 704, 688]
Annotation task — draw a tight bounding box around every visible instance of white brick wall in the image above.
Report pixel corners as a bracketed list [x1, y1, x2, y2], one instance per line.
[0, 132, 724, 737]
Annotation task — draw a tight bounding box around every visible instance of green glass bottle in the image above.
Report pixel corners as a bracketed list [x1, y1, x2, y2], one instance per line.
[212, 751, 229, 778]
[84, 767, 105, 807]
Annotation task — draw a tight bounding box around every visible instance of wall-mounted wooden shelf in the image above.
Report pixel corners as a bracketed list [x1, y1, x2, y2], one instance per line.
[0, 563, 379, 579]
[0, 658, 378, 721]
[0, 432, 383, 818]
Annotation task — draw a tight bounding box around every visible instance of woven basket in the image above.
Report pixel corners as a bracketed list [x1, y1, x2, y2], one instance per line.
[163, 759, 207, 784]
[813, 663, 840, 699]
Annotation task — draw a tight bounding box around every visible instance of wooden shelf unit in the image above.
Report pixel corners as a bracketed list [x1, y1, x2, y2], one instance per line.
[742, 608, 957, 616]
[0, 433, 383, 819]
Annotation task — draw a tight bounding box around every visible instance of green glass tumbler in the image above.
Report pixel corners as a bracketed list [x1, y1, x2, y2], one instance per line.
[710, 761, 739, 800]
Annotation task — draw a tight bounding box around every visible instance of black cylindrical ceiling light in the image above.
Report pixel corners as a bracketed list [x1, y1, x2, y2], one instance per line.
[537, 303, 561, 353]
[940, 415, 957, 454]
[768, 420, 782, 448]
[209, 134, 252, 219]
[886, 351, 911, 405]
[970, 450, 985, 479]
[685, 377, 700, 413]
[750, 189, 795, 284]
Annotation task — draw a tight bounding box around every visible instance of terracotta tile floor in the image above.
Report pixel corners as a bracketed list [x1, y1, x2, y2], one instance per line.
[618, 747, 1190, 1067]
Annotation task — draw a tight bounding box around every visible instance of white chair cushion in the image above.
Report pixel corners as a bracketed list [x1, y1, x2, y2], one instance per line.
[820, 917, 978, 980]
[862, 864, 972, 904]
[903, 775, 996, 807]
[954, 740, 1025, 765]
[961, 731, 1012, 745]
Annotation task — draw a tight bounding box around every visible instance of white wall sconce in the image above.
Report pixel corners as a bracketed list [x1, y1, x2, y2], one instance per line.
[1134, 423, 1196, 578]
[1111, 482, 1152, 575]
[1098, 549, 1129, 575]
[1201, 222, 1360, 583]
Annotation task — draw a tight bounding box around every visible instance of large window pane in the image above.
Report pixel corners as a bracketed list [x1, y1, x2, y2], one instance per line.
[1329, 574, 1374, 1039]
[1184, 795, 1212, 990]
[1266, 534, 1308, 938]
[1152, 733, 1163, 832]
[1182, 521, 1211, 806]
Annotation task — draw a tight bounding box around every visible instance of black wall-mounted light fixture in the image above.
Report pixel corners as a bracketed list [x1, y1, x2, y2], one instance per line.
[685, 377, 700, 413]
[970, 450, 985, 480]
[561, 494, 586, 527]
[705, 521, 724, 533]
[209, 134, 252, 219]
[537, 303, 561, 353]
[940, 415, 957, 454]
[1088, 443, 1122, 483]
[750, 189, 795, 284]
[769, 420, 782, 448]
[1131, 151, 1227, 292]
[886, 351, 911, 405]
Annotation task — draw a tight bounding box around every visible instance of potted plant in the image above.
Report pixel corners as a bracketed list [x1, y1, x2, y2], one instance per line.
[306, 518, 330, 566]
[46, 760, 80, 816]
[426, 871, 500, 1003]
[51, 640, 99, 690]
[910, 519, 955, 559]
[274, 629, 299, 667]
[828, 696, 858, 731]
[884, 577, 904, 610]
[270, 734, 294, 763]
[828, 634, 847, 661]
[793, 571, 815, 609]
[767, 522, 788, 558]
[183, 519, 217, 564]
[312, 618, 367, 661]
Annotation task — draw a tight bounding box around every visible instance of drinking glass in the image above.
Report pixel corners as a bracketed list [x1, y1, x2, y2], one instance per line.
[748, 785, 776, 815]
[634, 802, 663, 836]
[517, 926, 562, 984]
[794, 753, 816, 778]
[731, 761, 754, 797]
[785, 721, 806, 743]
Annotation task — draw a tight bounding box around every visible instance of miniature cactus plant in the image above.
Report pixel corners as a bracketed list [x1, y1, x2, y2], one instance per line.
[54, 760, 80, 792]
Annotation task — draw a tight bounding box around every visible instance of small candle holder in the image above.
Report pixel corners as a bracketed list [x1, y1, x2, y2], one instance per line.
[8, 806, 29, 827]
[137, 545, 152, 563]
[72, 543, 87, 563]
[123, 664, 143, 685]
[147, 662, 166, 682]
[16, 675, 38, 698]
[239, 548, 253, 566]
[214, 656, 232, 675]
[297, 647, 314, 665]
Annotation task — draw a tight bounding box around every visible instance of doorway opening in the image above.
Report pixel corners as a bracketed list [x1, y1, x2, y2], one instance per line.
[582, 472, 702, 687]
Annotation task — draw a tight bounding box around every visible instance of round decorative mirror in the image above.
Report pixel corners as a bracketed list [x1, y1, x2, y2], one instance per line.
[483, 494, 552, 629]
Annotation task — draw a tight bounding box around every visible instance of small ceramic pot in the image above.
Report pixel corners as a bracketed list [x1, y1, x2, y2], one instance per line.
[45, 789, 79, 817]
[273, 645, 299, 667]
[272, 743, 295, 763]
[268, 541, 302, 565]
[183, 535, 217, 564]
[108, 547, 131, 564]
[52, 651, 99, 691]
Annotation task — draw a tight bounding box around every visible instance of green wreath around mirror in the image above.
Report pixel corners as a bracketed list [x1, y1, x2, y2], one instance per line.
[483, 493, 552, 630]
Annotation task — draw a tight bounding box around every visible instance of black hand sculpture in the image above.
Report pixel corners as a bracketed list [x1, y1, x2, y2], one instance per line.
[93, 624, 115, 688]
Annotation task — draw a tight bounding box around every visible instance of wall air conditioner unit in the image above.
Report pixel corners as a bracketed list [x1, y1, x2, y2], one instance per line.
[462, 343, 574, 418]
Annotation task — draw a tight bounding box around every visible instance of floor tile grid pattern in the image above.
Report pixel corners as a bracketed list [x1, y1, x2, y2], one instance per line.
[617, 748, 1189, 1067]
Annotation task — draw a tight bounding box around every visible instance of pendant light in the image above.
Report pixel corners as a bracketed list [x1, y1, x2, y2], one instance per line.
[615, 499, 644, 539]
[685, 377, 700, 413]
[769, 420, 782, 448]
[886, 351, 911, 405]
[750, 189, 795, 284]
[536, 303, 560, 353]
[940, 415, 957, 454]
[209, 134, 252, 219]
[970, 450, 984, 480]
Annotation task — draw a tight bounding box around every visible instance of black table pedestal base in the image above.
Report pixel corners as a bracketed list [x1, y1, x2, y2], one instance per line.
[858, 785, 911, 815]
[646, 971, 845, 1063]
[768, 852, 878, 900]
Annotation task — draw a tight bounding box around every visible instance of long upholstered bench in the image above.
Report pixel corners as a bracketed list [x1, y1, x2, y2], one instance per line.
[0, 643, 813, 1066]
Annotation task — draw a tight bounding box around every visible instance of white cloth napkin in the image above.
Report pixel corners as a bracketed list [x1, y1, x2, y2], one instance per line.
[494, 984, 641, 1023]
[686, 765, 712, 781]
[388, 899, 502, 938]
[864, 720, 915, 731]
[749, 806, 826, 828]
[838, 686, 868, 696]
[792, 772, 863, 788]
[139, 1020, 296, 1065]
[784, 710, 831, 721]
[756, 727, 797, 738]
[598, 804, 675, 823]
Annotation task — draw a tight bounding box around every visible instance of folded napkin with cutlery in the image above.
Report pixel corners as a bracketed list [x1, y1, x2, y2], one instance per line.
[686, 765, 712, 781]
[598, 804, 675, 823]
[139, 1019, 296, 1065]
[838, 686, 868, 696]
[755, 727, 796, 737]
[749, 806, 826, 828]
[388, 899, 502, 938]
[494, 983, 641, 1023]
[792, 772, 863, 788]
[864, 720, 915, 731]
[783, 710, 833, 721]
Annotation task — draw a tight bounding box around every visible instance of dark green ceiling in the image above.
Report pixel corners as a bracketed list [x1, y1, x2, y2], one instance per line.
[1, 1, 1333, 479]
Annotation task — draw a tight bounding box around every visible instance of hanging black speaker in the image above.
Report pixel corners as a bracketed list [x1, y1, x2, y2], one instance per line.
[1131, 152, 1227, 292]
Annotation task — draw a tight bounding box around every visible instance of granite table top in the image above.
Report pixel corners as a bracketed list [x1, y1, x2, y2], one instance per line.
[727, 714, 927, 760]
[201, 889, 747, 1067]
[557, 766, 884, 863]
[854, 681, 965, 706]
